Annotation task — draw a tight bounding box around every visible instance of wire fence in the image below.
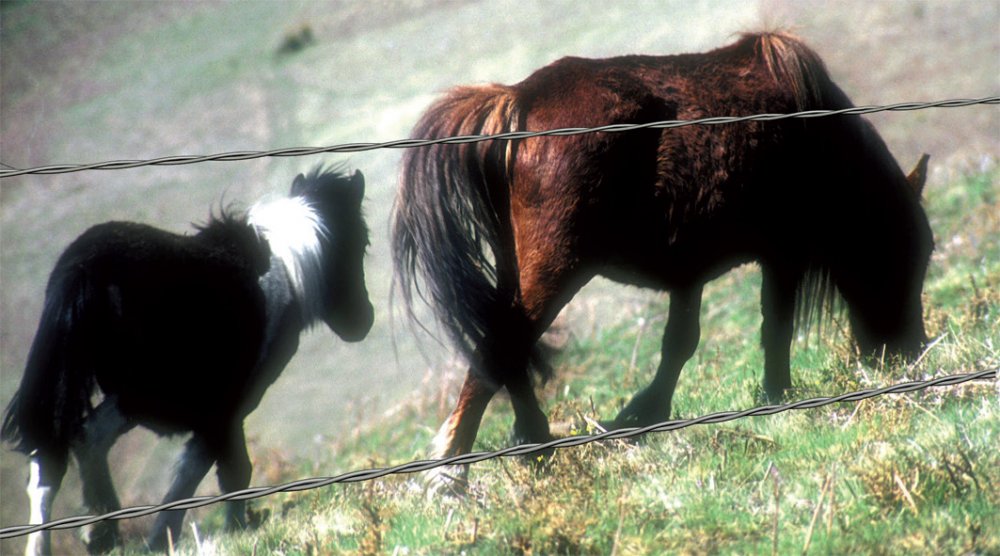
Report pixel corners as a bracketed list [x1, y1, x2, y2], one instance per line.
[0, 96, 997, 178]
[1, 368, 994, 540]
[1, 95, 998, 542]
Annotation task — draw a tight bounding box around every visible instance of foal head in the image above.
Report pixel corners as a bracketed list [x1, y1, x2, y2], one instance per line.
[251, 167, 373, 340]
[292, 167, 374, 341]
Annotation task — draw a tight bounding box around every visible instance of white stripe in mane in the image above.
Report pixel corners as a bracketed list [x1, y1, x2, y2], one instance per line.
[248, 196, 328, 323]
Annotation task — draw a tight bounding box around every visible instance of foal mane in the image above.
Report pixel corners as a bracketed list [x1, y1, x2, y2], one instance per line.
[191, 207, 271, 276]
[296, 165, 369, 236]
[247, 166, 368, 327]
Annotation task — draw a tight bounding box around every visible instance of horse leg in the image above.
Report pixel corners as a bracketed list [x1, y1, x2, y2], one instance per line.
[147, 433, 216, 551]
[760, 266, 797, 401]
[23, 449, 68, 556]
[612, 284, 703, 428]
[423, 371, 501, 494]
[215, 424, 252, 532]
[427, 319, 553, 495]
[503, 335, 553, 449]
[502, 244, 592, 451]
[71, 397, 135, 554]
[424, 245, 586, 493]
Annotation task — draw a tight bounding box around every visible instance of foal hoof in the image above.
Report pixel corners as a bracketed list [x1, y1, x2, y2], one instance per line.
[81, 522, 119, 554]
[611, 390, 672, 431]
[246, 505, 271, 530]
[147, 527, 176, 554]
[596, 420, 651, 447]
[606, 412, 670, 433]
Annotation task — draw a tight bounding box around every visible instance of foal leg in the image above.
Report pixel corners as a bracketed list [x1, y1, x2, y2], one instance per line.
[612, 284, 703, 428]
[215, 425, 252, 532]
[147, 434, 216, 551]
[72, 398, 135, 554]
[760, 266, 797, 401]
[24, 449, 68, 556]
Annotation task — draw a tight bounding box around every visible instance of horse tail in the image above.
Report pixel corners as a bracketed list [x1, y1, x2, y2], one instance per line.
[750, 31, 836, 111]
[392, 84, 522, 370]
[2, 259, 99, 456]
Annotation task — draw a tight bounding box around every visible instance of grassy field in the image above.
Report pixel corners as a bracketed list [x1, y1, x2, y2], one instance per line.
[1, 1, 997, 554]
[115, 165, 998, 555]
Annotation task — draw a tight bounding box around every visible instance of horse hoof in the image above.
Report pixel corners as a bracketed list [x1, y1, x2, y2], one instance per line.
[757, 385, 791, 405]
[508, 429, 557, 466]
[420, 465, 470, 498]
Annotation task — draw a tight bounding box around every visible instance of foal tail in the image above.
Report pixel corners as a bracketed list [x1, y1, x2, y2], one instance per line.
[392, 85, 521, 366]
[2, 264, 99, 455]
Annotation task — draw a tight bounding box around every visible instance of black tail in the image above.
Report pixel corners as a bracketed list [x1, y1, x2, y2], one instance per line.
[2, 263, 99, 455]
[391, 84, 522, 367]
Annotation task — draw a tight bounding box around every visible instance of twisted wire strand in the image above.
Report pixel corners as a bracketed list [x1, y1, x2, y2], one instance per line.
[1, 95, 996, 538]
[1, 367, 994, 540]
[1, 96, 996, 179]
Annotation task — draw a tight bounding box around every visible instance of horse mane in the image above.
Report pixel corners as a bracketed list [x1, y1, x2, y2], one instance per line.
[743, 31, 847, 339]
[745, 31, 830, 111]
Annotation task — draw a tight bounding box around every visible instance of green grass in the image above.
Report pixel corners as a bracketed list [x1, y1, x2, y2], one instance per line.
[117, 171, 1000, 556]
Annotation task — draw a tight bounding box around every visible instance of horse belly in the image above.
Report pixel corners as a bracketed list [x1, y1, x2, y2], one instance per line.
[600, 230, 756, 291]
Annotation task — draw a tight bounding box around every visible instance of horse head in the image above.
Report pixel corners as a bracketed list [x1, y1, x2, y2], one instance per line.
[847, 154, 934, 362]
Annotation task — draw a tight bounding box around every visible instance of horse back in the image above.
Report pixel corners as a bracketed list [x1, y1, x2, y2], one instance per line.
[503, 33, 915, 284]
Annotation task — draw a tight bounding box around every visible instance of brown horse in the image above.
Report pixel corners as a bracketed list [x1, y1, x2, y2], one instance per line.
[392, 32, 933, 489]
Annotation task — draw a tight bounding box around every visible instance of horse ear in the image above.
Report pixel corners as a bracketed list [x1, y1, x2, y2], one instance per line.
[290, 173, 307, 195]
[906, 153, 929, 199]
[351, 169, 366, 198]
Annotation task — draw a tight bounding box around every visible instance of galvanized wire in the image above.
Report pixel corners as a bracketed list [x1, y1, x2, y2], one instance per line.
[0, 96, 996, 179]
[1, 94, 997, 540]
[1, 367, 994, 540]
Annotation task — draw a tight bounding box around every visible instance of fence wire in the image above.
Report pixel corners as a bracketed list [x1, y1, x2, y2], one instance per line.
[1, 95, 998, 540]
[0, 96, 997, 179]
[1, 367, 994, 540]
